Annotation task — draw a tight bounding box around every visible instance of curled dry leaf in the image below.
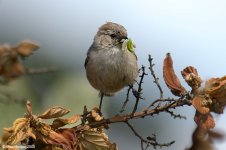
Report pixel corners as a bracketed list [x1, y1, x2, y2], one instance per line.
[194, 111, 215, 130]
[205, 76, 226, 113]
[1, 127, 13, 144]
[38, 107, 70, 119]
[35, 123, 74, 150]
[13, 40, 39, 57]
[52, 114, 81, 129]
[0, 41, 39, 81]
[181, 66, 202, 90]
[192, 95, 211, 114]
[2, 58, 25, 80]
[163, 53, 186, 96]
[1, 118, 33, 145]
[91, 108, 103, 122]
[75, 129, 118, 150]
[186, 127, 223, 150]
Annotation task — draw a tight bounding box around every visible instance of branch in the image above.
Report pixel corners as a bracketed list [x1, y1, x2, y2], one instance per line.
[148, 55, 163, 100]
[132, 66, 147, 114]
[88, 96, 192, 128]
[146, 98, 176, 110]
[166, 109, 187, 119]
[25, 67, 57, 75]
[0, 91, 26, 105]
[120, 85, 133, 113]
[125, 121, 175, 149]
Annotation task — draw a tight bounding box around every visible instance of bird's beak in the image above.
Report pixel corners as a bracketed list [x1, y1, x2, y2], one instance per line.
[120, 36, 128, 43]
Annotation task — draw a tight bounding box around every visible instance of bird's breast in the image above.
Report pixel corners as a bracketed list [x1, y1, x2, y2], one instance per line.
[86, 47, 138, 94]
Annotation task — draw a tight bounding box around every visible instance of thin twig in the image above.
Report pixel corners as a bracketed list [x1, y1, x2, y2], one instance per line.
[132, 66, 147, 114]
[125, 121, 175, 149]
[148, 55, 163, 99]
[120, 85, 132, 113]
[0, 91, 26, 105]
[25, 67, 57, 75]
[166, 109, 187, 119]
[141, 140, 144, 150]
[146, 98, 177, 110]
[125, 121, 145, 143]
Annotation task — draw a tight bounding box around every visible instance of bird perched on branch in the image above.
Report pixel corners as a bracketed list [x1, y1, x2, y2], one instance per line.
[85, 22, 138, 110]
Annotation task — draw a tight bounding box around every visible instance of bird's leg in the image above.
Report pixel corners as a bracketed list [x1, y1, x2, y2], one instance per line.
[99, 92, 104, 112]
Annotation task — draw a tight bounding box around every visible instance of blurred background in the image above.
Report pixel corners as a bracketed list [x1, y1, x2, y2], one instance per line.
[0, 0, 226, 149]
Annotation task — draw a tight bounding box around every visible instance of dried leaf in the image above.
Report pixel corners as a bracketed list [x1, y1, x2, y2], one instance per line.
[38, 107, 70, 119]
[163, 53, 186, 96]
[36, 123, 74, 150]
[192, 96, 210, 114]
[186, 126, 214, 150]
[181, 66, 202, 90]
[2, 58, 25, 80]
[3, 118, 30, 145]
[27, 127, 36, 140]
[12, 118, 29, 133]
[75, 129, 117, 150]
[26, 100, 32, 116]
[52, 114, 81, 129]
[91, 108, 103, 122]
[14, 40, 39, 57]
[205, 76, 226, 113]
[194, 111, 215, 130]
[1, 128, 13, 144]
[57, 128, 78, 147]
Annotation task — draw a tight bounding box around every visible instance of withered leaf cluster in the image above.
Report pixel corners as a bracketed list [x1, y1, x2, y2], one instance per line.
[163, 53, 226, 130]
[0, 41, 39, 81]
[0, 101, 117, 150]
[186, 127, 225, 150]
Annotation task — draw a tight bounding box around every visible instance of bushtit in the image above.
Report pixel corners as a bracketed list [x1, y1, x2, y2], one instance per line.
[85, 22, 138, 109]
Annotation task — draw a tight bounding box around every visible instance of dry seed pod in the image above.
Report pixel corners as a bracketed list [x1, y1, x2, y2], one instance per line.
[205, 76, 226, 113]
[14, 40, 39, 57]
[163, 53, 186, 96]
[192, 95, 210, 114]
[181, 66, 202, 90]
[194, 111, 215, 130]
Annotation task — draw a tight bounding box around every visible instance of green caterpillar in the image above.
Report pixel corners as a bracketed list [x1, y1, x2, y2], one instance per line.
[126, 38, 135, 53]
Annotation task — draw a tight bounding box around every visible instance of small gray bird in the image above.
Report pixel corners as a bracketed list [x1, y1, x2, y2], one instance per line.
[85, 22, 138, 109]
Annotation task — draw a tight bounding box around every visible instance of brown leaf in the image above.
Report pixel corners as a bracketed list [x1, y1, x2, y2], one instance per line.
[52, 114, 81, 129]
[1, 128, 14, 144]
[35, 123, 74, 150]
[192, 96, 210, 114]
[2, 58, 25, 80]
[26, 100, 32, 116]
[14, 40, 39, 57]
[57, 128, 78, 147]
[205, 76, 226, 113]
[2, 118, 31, 145]
[194, 111, 215, 130]
[75, 129, 117, 150]
[186, 126, 214, 150]
[208, 129, 225, 141]
[181, 66, 202, 90]
[38, 107, 70, 119]
[163, 53, 186, 96]
[91, 108, 103, 122]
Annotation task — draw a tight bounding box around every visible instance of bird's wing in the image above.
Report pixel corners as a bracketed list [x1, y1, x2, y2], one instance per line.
[84, 54, 89, 68]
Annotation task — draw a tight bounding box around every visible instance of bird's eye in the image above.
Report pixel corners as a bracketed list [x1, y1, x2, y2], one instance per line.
[110, 34, 116, 38]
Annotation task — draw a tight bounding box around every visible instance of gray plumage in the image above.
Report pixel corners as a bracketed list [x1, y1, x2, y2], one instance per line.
[85, 22, 138, 96]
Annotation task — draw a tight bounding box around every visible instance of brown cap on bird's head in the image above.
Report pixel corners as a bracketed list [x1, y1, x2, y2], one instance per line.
[97, 22, 128, 40]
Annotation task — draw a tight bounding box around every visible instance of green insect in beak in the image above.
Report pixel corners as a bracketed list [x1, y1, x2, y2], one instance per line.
[126, 38, 135, 53]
